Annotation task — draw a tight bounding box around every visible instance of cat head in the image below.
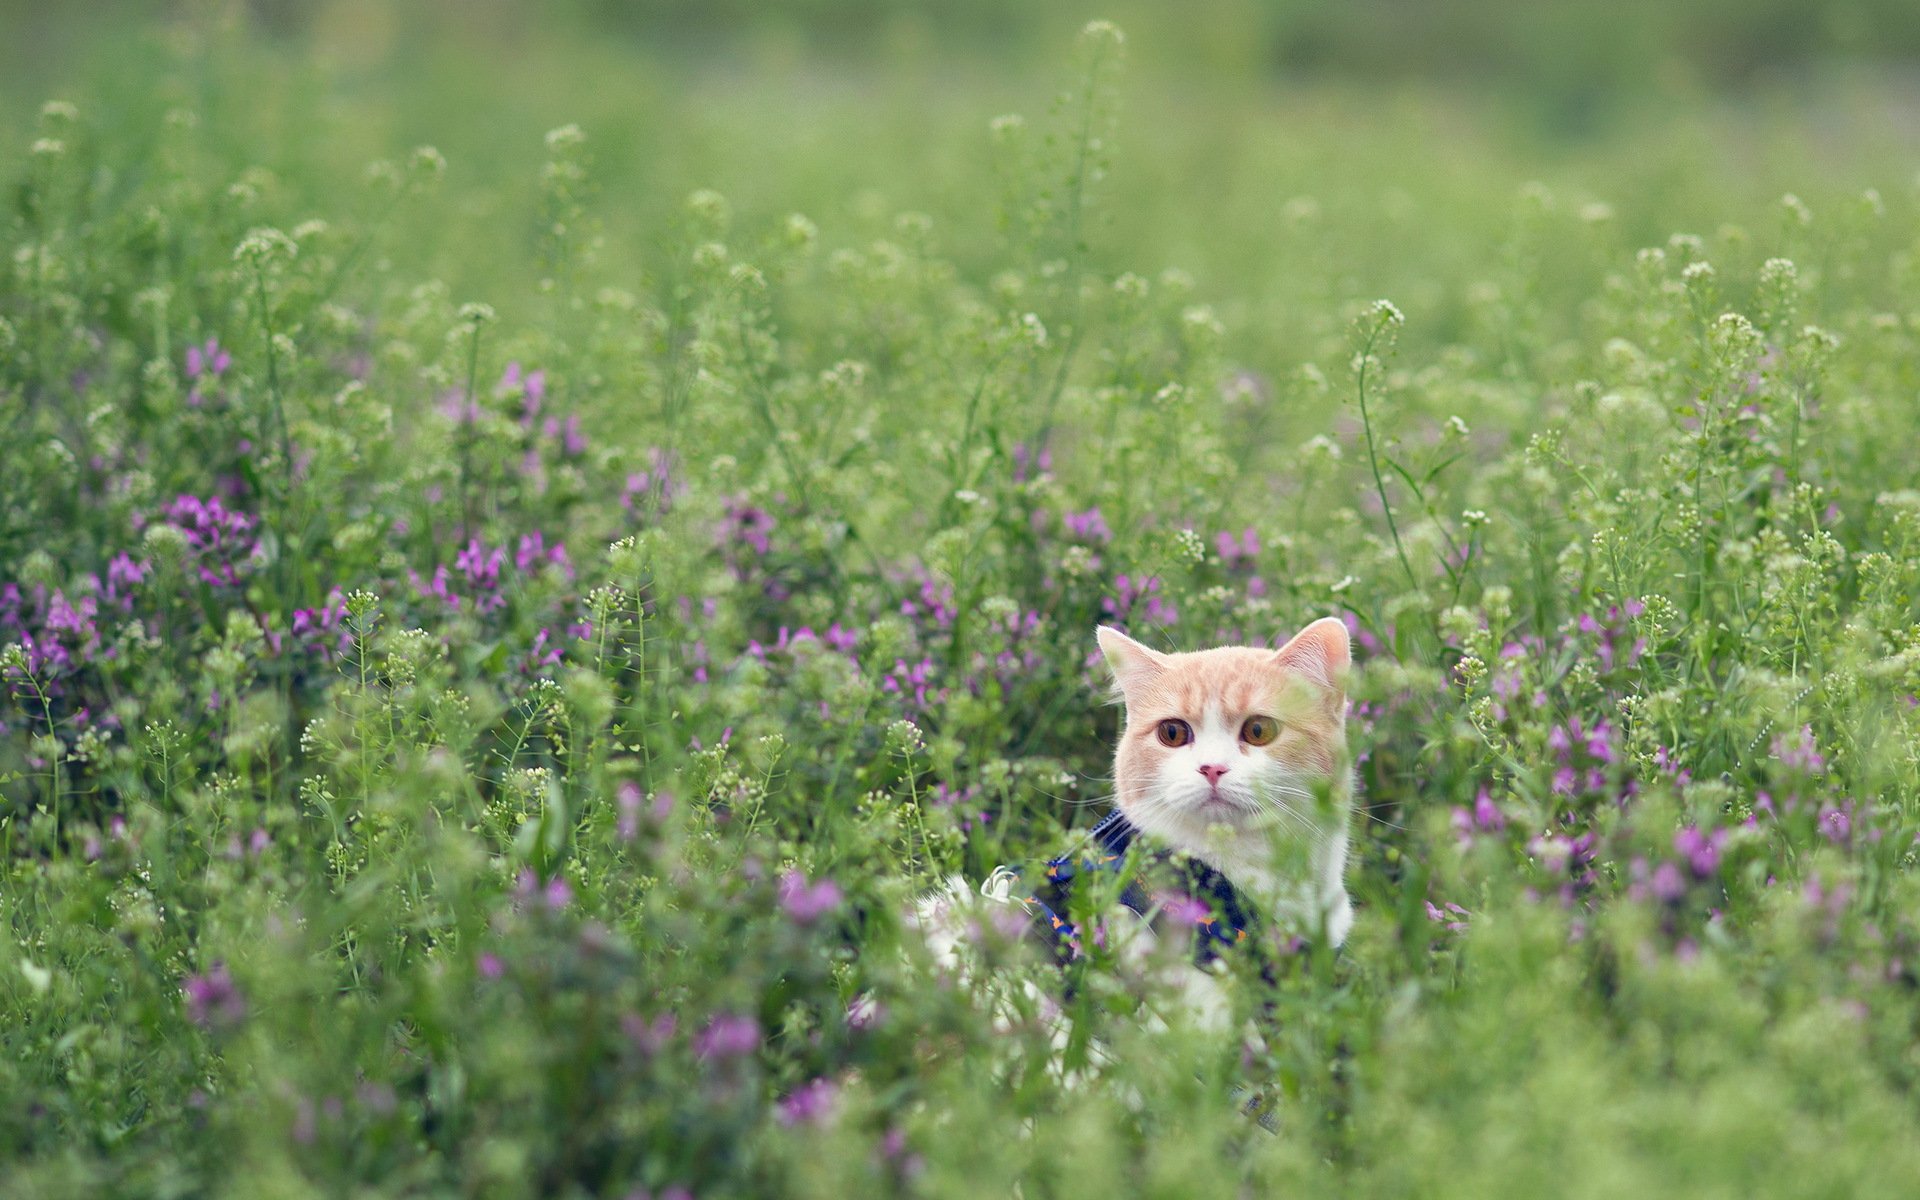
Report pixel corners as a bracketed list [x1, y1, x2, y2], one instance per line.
[1096, 618, 1352, 874]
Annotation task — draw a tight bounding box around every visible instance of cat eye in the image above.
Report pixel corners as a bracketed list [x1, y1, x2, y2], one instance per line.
[1241, 716, 1279, 746]
[1156, 719, 1193, 748]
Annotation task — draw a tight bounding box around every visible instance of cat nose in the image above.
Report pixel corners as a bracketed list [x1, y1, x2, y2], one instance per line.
[1198, 763, 1230, 786]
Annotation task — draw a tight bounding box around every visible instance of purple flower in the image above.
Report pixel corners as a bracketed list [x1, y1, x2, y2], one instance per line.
[1104, 574, 1177, 626]
[1818, 802, 1853, 846]
[1652, 745, 1693, 786]
[514, 869, 573, 911]
[185, 339, 233, 404]
[1650, 861, 1687, 903]
[1064, 507, 1112, 543]
[1528, 831, 1572, 874]
[775, 1077, 840, 1127]
[478, 952, 504, 979]
[693, 1013, 761, 1060]
[1154, 892, 1215, 927]
[778, 870, 843, 924]
[1214, 527, 1259, 567]
[747, 625, 822, 661]
[1011, 442, 1052, 483]
[183, 962, 246, 1028]
[622, 1012, 676, 1054]
[161, 494, 260, 587]
[291, 1097, 317, 1145]
[1673, 826, 1728, 878]
[1472, 790, 1505, 832]
[622, 448, 684, 514]
[500, 362, 547, 421]
[538, 412, 587, 457]
[881, 656, 942, 710]
[104, 553, 149, 607]
[1773, 725, 1826, 774]
[455, 538, 505, 591]
[846, 996, 882, 1029]
[722, 500, 775, 557]
[185, 337, 231, 380]
[515, 531, 572, 578]
[617, 781, 643, 840]
[356, 1082, 398, 1116]
[1424, 900, 1469, 932]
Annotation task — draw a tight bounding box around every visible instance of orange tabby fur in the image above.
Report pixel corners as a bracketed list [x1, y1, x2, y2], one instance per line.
[1097, 618, 1355, 945]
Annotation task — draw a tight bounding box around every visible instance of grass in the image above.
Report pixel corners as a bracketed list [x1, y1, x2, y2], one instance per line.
[6, 8, 1920, 1197]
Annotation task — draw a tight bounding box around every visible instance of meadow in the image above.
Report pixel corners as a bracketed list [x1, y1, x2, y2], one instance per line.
[7, 5, 1920, 1196]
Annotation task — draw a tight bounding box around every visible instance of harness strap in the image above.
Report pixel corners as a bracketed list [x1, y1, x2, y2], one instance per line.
[1010, 810, 1262, 968]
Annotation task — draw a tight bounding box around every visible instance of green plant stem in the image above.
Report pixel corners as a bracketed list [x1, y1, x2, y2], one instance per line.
[1355, 320, 1420, 597]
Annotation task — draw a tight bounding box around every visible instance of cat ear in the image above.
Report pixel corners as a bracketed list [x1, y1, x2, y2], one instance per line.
[1096, 625, 1168, 693]
[1272, 617, 1351, 696]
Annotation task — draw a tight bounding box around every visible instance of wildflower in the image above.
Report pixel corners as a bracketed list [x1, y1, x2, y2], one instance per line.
[846, 996, 882, 1029]
[901, 576, 956, 627]
[778, 869, 843, 924]
[1104, 574, 1177, 625]
[1063, 507, 1112, 543]
[185, 338, 232, 407]
[1424, 900, 1469, 932]
[617, 781, 643, 840]
[881, 656, 941, 710]
[514, 869, 572, 910]
[103, 553, 149, 608]
[161, 494, 260, 587]
[622, 1012, 676, 1055]
[1158, 893, 1215, 926]
[514, 531, 572, 577]
[775, 1077, 840, 1127]
[1471, 790, 1505, 832]
[1817, 802, 1853, 846]
[622, 447, 682, 514]
[291, 1097, 317, 1146]
[500, 361, 547, 422]
[1214, 527, 1260, 568]
[1652, 745, 1693, 786]
[1673, 826, 1727, 878]
[455, 538, 505, 592]
[693, 1013, 760, 1060]
[1649, 862, 1687, 903]
[477, 952, 505, 980]
[1528, 831, 1572, 874]
[1010, 442, 1052, 483]
[183, 962, 246, 1028]
[1368, 298, 1405, 328]
[721, 500, 775, 557]
[1772, 725, 1826, 773]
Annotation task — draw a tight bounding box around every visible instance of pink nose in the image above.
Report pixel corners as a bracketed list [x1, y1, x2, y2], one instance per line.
[1198, 763, 1230, 787]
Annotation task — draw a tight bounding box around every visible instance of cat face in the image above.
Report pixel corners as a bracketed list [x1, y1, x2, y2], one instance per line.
[1097, 618, 1352, 873]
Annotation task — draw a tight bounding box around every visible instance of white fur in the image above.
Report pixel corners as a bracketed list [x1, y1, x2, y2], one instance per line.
[1117, 698, 1354, 949]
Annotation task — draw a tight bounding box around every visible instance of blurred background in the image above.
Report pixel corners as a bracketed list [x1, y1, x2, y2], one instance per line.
[5, 0, 1919, 359]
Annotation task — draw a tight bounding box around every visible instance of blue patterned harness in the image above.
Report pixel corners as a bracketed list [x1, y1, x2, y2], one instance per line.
[1009, 809, 1266, 969]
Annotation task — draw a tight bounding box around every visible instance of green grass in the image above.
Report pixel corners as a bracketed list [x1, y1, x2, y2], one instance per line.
[6, 7, 1920, 1197]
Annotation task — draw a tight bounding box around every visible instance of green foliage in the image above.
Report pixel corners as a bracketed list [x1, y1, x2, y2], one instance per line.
[5, 8, 1920, 1197]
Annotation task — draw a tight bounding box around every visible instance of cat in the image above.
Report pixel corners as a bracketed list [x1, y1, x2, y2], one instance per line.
[909, 617, 1355, 1033]
[1090, 616, 1355, 950]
